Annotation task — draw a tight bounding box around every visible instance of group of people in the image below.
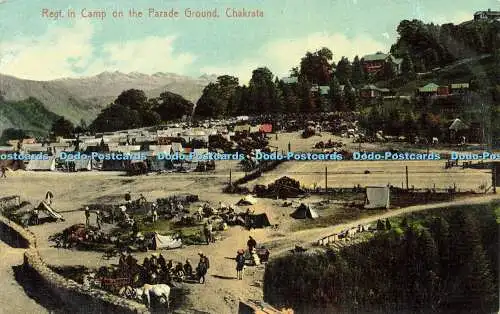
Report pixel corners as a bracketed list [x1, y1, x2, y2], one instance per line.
[85, 207, 104, 229]
[117, 251, 210, 286]
[235, 236, 258, 280]
[203, 220, 215, 244]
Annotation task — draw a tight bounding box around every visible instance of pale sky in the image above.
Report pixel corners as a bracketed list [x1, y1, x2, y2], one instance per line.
[0, 0, 496, 83]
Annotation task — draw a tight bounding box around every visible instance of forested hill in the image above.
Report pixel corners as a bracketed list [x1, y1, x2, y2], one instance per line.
[0, 96, 61, 141]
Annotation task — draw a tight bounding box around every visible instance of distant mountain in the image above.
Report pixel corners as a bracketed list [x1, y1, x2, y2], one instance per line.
[0, 71, 217, 130]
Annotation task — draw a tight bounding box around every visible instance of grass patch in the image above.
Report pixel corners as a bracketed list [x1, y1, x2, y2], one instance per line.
[290, 206, 387, 231]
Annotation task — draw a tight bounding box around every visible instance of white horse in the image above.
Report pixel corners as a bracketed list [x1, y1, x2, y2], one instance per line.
[133, 284, 171, 309]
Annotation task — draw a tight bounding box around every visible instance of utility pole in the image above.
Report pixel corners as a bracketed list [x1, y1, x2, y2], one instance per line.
[229, 169, 232, 186]
[325, 166, 328, 192]
[405, 166, 409, 190]
[492, 165, 497, 194]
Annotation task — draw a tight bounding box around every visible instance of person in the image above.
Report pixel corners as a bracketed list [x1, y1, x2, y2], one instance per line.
[45, 191, 53, 205]
[158, 254, 166, 270]
[203, 222, 211, 245]
[197, 252, 209, 284]
[125, 191, 131, 204]
[138, 194, 147, 205]
[236, 250, 245, 280]
[183, 259, 193, 278]
[119, 252, 128, 274]
[1, 166, 6, 179]
[85, 207, 90, 226]
[152, 205, 158, 223]
[96, 210, 102, 229]
[207, 220, 214, 243]
[166, 260, 173, 273]
[247, 236, 257, 252]
[32, 208, 39, 225]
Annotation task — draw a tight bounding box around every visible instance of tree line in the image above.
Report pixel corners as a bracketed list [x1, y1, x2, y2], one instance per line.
[263, 205, 499, 313]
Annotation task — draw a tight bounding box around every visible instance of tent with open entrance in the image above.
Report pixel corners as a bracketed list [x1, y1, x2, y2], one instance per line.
[290, 203, 319, 219]
[37, 201, 64, 221]
[237, 195, 258, 205]
[247, 213, 271, 228]
[365, 186, 390, 209]
[152, 232, 182, 250]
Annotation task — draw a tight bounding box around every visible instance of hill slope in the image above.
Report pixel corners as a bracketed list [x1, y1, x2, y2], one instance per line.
[0, 71, 216, 131]
[0, 97, 61, 137]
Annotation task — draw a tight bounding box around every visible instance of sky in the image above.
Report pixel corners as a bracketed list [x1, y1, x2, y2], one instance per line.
[0, 0, 497, 83]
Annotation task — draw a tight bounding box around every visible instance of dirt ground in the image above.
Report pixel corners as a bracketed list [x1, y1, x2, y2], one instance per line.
[0, 157, 497, 313]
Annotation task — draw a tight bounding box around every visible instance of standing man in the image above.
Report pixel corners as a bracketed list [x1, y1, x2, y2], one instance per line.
[1, 166, 6, 179]
[125, 191, 132, 204]
[152, 204, 158, 223]
[236, 250, 245, 280]
[96, 210, 102, 229]
[85, 206, 90, 227]
[32, 207, 39, 225]
[247, 236, 257, 253]
[197, 252, 209, 284]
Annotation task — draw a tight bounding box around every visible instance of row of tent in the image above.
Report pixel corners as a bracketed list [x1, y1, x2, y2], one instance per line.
[24, 157, 180, 172]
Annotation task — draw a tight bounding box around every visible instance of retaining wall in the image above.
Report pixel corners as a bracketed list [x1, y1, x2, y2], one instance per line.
[0, 215, 148, 314]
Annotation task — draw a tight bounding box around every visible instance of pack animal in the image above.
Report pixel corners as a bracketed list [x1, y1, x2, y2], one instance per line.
[133, 283, 170, 309]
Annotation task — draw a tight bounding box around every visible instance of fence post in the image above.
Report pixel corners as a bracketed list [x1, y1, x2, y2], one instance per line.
[405, 166, 409, 190]
[325, 166, 328, 193]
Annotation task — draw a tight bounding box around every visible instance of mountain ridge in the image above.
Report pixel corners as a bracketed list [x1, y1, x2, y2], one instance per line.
[0, 71, 216, 123]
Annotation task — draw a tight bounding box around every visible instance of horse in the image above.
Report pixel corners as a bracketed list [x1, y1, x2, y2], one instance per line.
[133, 283, 170, 309]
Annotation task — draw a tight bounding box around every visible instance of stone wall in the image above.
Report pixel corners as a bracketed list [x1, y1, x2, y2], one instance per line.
[0, 215, 149, 314]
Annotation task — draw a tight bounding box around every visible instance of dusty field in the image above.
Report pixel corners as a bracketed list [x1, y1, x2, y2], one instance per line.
[0, 159, 496, 313]
[244, 160, 492, 191]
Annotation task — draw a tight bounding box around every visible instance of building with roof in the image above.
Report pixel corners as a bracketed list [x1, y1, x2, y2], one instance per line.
[474, 9, 500, 21]
[281, 77, 298, 84]
[362, 52, 403, 75]
[359, 84, 391, 98]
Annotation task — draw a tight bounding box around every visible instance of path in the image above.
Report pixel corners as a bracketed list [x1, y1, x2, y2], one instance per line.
[0, 240, 49, 314]
[265, 194, 500, 256]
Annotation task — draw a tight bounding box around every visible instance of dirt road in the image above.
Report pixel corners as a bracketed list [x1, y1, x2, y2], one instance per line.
[266, 194, 500, 256]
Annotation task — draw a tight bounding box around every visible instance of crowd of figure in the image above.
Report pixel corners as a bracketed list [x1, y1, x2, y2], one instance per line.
[117, 251, 210, 286]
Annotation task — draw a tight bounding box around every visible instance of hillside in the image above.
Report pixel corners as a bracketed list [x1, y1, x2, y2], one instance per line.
[376, 54, 495, 95]
[0, 97, 61, 137]
[0, 71, 217, 130]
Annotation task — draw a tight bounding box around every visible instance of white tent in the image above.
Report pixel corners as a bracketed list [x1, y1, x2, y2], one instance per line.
[152, 233, 182, 250]
[38, 201, 64, 220]
[365, 186, 390, 209]
[449, 118, 468, 131]
[26, 157, 56, 171]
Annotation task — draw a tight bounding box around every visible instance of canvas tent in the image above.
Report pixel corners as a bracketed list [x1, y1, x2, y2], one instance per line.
[290, 203, 319, 219]
[152, 233, 182, 250]
[146, 158, 174, 172]
[37, 201, 64, 220]
[237, 195, 258, 205]
[449, 118, 469, 132]
[365, 186, 390, 209]
[247, 213, 271, 228]
[26, 157, 56, 171]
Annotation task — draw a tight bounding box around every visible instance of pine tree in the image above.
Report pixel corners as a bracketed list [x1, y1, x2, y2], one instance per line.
[401, 52, 416, 79]
[351, 55, 366, 86]
[344, 80, 357, 111]
[328, 75, 343, 111]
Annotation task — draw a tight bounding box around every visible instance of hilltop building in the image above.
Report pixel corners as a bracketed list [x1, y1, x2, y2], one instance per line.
[474, 9, 500, 21]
